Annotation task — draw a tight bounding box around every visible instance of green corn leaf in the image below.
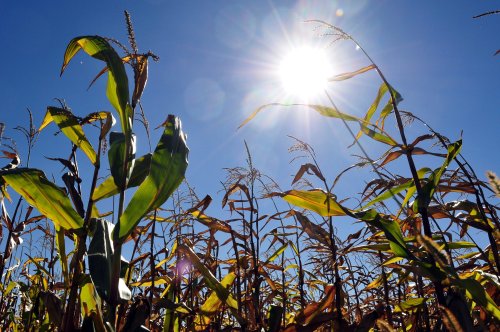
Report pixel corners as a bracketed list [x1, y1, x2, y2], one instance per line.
[163, 286, 179, 332]
[358, 123, 398, 146]
[353, 209, 412, 259]
[179, 244, 243, 325]
[363, 179, 413, 208]
[39, 107, 97, 165]
[280, 189, 346, 217]
[88, 219, 131, 302]
[93, 153, 151, 202]
[356, 82, 388, 139]
[116, 115, 188, 241]
[61, 36, 131, 135]
[194, 272, 237, 331]
[108, 132, 136, 190]
[414, 140, 462, 212]
[55, 228, 69, 287]
[265, 243, 288, 264]
[453, 277, 500, 321]
[1, 168, 83, 230]
[394, 297, 427, 312]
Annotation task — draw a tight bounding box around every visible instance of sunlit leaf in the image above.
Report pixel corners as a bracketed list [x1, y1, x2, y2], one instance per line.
[61, 36, 131, 134]
[116, 115, 188, 240]
[1, 168, 83, 230]
[363, 180, 413, 208]
[179, 244, 238, 309]
[453, 276, 500, 321]
[353, 209, 412, 258]
[92, 153, 152, 201]
[80, 279, 107, 332]
[356, 82, 388, 140]
[265, 243, 288, 264]
[394, 297, 426, 312]
[39, 107, 97, 164]
[194, 272, 236, 331]
[279, 189, 346, 217]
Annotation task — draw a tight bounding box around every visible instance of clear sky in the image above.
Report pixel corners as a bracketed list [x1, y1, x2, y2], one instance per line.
[1, 1, 499, 224]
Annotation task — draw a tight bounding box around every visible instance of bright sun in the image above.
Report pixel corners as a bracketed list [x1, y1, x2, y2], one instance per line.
[278, 46, 332, 99]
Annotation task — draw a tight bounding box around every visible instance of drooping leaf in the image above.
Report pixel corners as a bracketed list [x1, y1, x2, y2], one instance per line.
[292, 163, 325, 184]
[179, 244, 243, 324]
[295, 284, 336, 325]
[328, 64, 376, 81]
[39, 107, 97, 164]
[93, 153, 152, 202]
[61, 36, 131, 134]
[292, 210, 331, 247]
[116, 115, 188, 241]
[194, 272, 237, 331]
[353, 209, 412, 259]
[0, 168, 83, 230]
[453, 276, 500, 321]
[132, 55, 149, 108]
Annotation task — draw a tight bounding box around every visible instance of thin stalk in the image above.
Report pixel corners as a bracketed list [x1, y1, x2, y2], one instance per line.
[61, 133, 102, 331]
[378, 251, 393, 325]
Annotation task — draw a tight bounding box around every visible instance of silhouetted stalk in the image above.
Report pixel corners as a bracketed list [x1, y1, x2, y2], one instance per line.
[344, 256, 361, 324]
[378, 251, 393, 325]
[244, 142, 262, 329]
[149, 210, 157, 325]
[62, 132, 102, 331]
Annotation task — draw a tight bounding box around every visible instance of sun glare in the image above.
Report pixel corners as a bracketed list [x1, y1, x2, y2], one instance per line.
[278, 46, 332, 99]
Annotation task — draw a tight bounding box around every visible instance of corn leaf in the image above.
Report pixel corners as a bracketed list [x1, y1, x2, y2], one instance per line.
[39, 107, 97, 165]
[55, 228, 69, 287]
[280, 189, 346, 217]
[92, 153, 152, 201]
[353, 209, 412, 258]
[88, 219, 131, 302]
[194, 272, 236, 331]
[1, 168, 83, 230]
[414, 140, 462, 212]
[453, 277, 500, 321]
[328, 64, 376, 81]
[116, 115, 188, 240]
[61, 36, 131, 135]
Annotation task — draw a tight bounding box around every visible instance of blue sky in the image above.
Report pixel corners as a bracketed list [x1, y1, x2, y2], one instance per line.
[1, 1, 499, 224]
